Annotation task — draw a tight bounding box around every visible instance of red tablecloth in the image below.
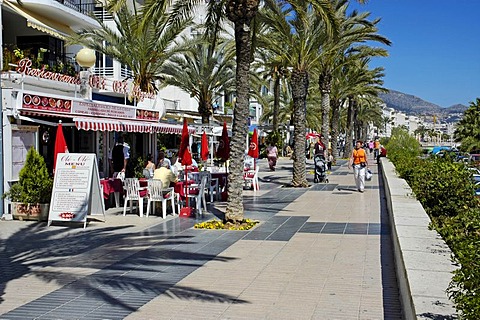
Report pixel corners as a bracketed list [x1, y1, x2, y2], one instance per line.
[100, 179, 123, 200]
[174, 180, 198, 199]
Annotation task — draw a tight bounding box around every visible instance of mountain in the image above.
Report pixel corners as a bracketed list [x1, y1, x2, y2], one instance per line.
[379, 89, 467, 117]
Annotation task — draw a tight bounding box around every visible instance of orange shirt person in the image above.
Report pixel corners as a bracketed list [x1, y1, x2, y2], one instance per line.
[348, 140, 368, 193]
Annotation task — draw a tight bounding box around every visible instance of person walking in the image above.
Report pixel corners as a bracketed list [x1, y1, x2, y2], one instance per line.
[266, 142, 278, 171]
[314, 137, 327, 159]
[348, 140, 368, 193]
[373, 139, 380, 159]
[109, 135, 130, 177]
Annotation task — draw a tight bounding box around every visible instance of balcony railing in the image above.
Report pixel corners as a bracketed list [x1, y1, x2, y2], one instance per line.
[92, 66, 134, 80]
[55, 0, 112, 21]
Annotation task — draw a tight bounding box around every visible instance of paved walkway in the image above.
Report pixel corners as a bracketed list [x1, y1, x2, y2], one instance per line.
[0, 155, 402, 319]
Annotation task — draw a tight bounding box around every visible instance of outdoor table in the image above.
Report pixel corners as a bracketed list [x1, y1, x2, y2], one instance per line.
[211, 172, 228, 190]
[100, 178, 123, 207]
[211, 172, 228, 201]
[174, 180, 197, 200]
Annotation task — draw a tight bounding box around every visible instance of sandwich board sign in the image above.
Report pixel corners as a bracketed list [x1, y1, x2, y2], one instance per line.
[48, 153, 105, 228]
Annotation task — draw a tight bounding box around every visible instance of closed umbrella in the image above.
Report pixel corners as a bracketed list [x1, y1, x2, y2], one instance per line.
[178, 118, 193, 217]
[178, 118, 190, 164]
[201, 131, 209, 162]
[248, 128, 259, 159]
[216, 122, 230, 161]
[248, 128, 259, 170]
[53, 121, 69, 175]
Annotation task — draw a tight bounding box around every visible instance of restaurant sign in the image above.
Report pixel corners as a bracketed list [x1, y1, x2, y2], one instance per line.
[20, 91, 161, 122]
[16, 58, 155, 102]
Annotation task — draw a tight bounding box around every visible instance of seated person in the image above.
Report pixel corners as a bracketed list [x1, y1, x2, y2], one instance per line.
[153, 162, 178, 188]
[157, 151, 171, 169]
[144, 154, 155, 178]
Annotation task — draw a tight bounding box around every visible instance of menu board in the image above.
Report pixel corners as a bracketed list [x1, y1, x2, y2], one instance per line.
[48, 153, 105, 228]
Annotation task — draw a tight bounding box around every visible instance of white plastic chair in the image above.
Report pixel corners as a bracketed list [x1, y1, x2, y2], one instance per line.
[200, 171, 219, 202]
[244, 166, 260, 192]
[123, 178, 148, 217]
[188, 172, 201, 185]
[113, 171, 125, 182]
[178, 175, 208, 216]
[146, 179, 175, 218]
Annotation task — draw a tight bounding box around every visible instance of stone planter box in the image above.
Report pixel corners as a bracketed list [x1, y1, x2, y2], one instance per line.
[12, 202, 49, 221]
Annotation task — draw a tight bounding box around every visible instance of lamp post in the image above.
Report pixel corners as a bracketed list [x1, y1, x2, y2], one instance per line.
[75, 48, 96, 99]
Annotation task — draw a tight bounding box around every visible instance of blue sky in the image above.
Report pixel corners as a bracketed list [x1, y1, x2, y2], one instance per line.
[348, 0, 480, 108]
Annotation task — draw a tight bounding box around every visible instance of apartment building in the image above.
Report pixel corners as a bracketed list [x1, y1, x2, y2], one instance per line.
[1, 0, 195, 214]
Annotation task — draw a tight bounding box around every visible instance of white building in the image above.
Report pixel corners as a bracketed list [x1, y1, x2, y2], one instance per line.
[0, 0, 194, 216]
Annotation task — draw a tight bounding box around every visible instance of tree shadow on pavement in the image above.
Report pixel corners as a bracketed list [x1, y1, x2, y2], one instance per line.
[0, 218, 247, 318]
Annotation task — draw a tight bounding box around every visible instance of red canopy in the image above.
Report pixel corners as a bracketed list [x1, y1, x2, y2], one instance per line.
[201, 131, 209, 161]
[178, 118, 192, 166]
[216, 122, 230, 161]
[248, 128, 259, 158]
[53, 122, 68, 174]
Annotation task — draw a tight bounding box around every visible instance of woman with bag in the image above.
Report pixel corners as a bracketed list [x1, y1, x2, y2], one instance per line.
[266, 142, 278, 171]
[348, 140, 368, 193]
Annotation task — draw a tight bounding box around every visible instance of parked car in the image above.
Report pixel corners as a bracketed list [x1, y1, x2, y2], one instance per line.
[468, 154, 480, 167]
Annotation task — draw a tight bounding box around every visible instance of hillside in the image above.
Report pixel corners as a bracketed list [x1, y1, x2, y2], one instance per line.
[379, 89, 467, 116]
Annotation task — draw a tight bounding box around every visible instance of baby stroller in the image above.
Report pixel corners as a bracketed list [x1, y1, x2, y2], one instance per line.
[314, 154, 329, 183]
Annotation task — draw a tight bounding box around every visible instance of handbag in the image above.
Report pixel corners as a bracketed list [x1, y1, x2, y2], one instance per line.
[365, 169, 372, 181]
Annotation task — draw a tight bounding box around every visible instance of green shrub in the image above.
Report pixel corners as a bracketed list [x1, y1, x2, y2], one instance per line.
[4, 147, 52, 204]
[410, 158, 478, 217]
[386, 128, 480, 318]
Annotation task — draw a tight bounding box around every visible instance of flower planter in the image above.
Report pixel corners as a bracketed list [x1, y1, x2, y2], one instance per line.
[12, 202, 49, 221]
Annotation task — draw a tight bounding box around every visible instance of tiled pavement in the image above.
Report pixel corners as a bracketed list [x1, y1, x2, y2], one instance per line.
[0, 155, 402, 319]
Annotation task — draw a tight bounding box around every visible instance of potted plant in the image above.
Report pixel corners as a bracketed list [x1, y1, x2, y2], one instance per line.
[3, 147, 53, 221]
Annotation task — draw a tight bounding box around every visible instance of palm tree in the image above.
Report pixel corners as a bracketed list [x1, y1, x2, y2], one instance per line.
[259, 83, 323, 132]
[67, 3, 192, 95]
[317, 0, 391, 151]
[260, 0, 336, 187]
[454, 98, 480, 152]
[254, 47, 291, 132]
[161, 38, 236, 123]
[342, 60, 386, 157]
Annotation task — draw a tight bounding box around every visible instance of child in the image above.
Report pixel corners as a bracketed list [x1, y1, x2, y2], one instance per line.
[327, 150, 333, 171]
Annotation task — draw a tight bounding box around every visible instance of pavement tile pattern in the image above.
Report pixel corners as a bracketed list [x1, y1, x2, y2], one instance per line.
[0, 156, 402, 319]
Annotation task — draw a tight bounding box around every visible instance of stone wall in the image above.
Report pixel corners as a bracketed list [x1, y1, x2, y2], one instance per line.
[379, 158, 458, 319]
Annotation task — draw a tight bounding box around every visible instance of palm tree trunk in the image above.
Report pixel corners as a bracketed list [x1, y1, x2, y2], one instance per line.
[353, 107, 360, 141]
[291, 69, 309, 187]
[199, 100, 212, 124]
[225, 0, 258, 222]
[272, 75, 280, 131]
[344, 97, 354, 157]
[330, 99, 340, 163]
[319, 72, 332, 149]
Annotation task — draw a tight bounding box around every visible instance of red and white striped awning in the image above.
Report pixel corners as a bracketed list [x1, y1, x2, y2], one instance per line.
[73, 117, 195, 134]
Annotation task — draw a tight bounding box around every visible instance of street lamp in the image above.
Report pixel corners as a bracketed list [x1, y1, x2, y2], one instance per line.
[75, 47, 96, 99]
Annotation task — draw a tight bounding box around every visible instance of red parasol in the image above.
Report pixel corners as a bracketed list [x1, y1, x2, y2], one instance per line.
[216, 122, 230, 161]
[306, 132, 321, 140]
[178, 118, 190, 162]
[248, 128, 259, 159]
[53, 121, 69, 174]
[200, 131, 209, 161]
[178, 117, 193, 217]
